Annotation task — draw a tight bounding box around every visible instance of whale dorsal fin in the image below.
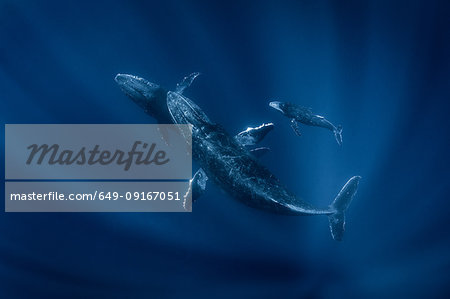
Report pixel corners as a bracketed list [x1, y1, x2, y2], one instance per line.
[175, 72, 200, 94]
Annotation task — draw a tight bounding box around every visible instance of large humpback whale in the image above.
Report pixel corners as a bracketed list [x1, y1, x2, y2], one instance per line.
[115, 73, 360, 241]
[269, 101, 343, 146]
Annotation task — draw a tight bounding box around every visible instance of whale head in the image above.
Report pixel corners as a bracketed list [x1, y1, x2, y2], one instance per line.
[115, 74, 170, 122]
[269, 101, 286, 114]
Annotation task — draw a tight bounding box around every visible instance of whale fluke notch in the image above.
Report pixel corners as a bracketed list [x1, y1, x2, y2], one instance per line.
[334, 125, 343, 146]
[235, 123, 274, 146]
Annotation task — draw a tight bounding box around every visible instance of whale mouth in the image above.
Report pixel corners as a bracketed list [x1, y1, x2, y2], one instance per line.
[269, 101, 283, 112]
[166, 91, 211, 127]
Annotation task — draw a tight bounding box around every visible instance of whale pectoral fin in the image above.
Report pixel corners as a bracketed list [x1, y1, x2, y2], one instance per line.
[167, 92, 213, 126]
[235, 123, 275, 146]
[175, 72, 201, 94]
[290, 119, 302, 136]
[250, 147, 270, 158]
[183, 168, 208, 211]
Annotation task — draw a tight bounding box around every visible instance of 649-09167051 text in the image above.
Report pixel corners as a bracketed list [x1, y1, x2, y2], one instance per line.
[8, 191, 182, 201]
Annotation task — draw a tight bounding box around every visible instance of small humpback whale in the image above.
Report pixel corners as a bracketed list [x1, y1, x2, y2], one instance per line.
[269, 101, 343, 145]
[115, 73, 360, 241]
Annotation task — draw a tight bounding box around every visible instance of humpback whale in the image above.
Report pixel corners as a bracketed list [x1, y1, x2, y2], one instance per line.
[115, 73, 360, 241]
[115, 73, 273, 199]
[269, 101, 343, 146]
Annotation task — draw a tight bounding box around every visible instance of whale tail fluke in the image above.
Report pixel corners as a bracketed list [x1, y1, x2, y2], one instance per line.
[334, 125, 343, 146]
[327, 176, 361, 241]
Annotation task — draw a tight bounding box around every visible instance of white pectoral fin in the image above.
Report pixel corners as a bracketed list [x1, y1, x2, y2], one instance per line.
[183, 168, 208, 211]
[234, 123, 274, 146]
[290, 119, 302, 136]
[175, 72, 201, 94]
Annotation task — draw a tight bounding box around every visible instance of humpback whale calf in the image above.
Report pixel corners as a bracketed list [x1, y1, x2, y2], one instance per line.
[115, 73, 360, 241]
[269, 101, 343, 145]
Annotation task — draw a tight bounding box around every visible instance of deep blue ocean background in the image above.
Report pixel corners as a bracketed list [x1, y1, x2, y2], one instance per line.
[1, 0, 449, 298]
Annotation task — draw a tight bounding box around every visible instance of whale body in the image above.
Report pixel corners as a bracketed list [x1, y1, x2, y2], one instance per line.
[269, 101, 343, 145]
[115, 73, 360, 241]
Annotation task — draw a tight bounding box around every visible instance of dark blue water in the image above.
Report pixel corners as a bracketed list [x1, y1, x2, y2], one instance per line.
[1, 0, 449, 297]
